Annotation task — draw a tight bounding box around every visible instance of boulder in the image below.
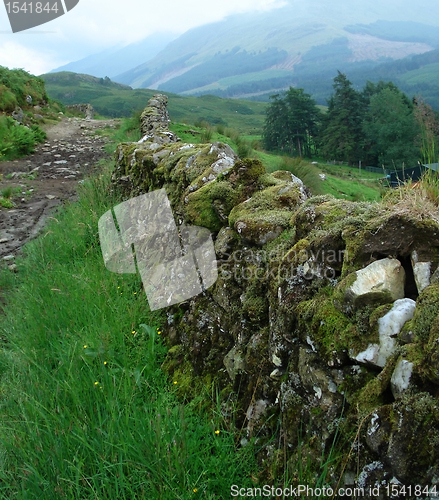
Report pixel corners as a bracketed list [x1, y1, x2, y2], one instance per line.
[411, 250, 431, 293]
[353, 298, 416, 368]
[12, 106, 24, 123]
[66, 103, 94, 119]
[390, 358, 415, 399]
[229, 172, 307, 246]
[341, 258, 405, 313]
[365, 394, 439, 483]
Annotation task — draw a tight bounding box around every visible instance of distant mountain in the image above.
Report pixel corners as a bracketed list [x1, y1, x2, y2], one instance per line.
[50, 32, 178, 79]
[111, 0, 439, 106]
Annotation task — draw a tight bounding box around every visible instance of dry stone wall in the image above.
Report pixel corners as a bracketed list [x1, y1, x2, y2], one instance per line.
[111, 94, 439, 494]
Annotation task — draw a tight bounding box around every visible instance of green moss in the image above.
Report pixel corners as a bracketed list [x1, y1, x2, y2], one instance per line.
[230, 184, 303, 221]
[231, 210, 292, 233]
[185, 183, 224, 232]
[393, 393, 439, 471]
[171, 361, 212, 400]
[114, 143, 137, 176]
[209, 181, 234, 202]
[341, 230, 368, 277]
[295, 285, 390, 365]
[229, 158, 265, 183]
[337, 365, 374, 398]
[183, 147, 221, 185]
[354, 354, 399, 412]
[369, 303, 393, 328]
[311, 302, 351, 350]
[130, 153, 157, 192]
[227, 180, 305, 246]
[241, 278, 268, 323]
[281, 238, 310, 267]
[306, 299, 369, 361]
[289, 197, 384, 277]
[408, 283, 439, 343]
[258, 170, 300, 188]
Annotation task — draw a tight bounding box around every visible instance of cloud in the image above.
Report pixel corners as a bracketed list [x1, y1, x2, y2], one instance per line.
[0, 41, 68, 74]
[0, 0, 286, 74]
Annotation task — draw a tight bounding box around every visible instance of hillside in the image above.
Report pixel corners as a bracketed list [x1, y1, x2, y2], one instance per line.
[41, 72, 269, 134]
[0, 66, 59, 161]
[109, 0, 439, 105]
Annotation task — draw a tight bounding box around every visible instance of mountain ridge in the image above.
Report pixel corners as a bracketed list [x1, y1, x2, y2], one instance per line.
[110, 1, 439, 101]
[47, 0, 439, 108]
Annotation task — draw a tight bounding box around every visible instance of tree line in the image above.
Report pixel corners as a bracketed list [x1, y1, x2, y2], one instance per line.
[262, 71, 439, 168]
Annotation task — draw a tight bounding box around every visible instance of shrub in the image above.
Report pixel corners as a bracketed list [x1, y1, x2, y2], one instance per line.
[0, 115, 46, 160]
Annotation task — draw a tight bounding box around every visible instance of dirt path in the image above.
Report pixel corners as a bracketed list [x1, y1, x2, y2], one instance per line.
[0, 117, 118, 265]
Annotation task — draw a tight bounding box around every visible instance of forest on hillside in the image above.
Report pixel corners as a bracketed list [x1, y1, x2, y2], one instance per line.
[262, 72, 439, 168]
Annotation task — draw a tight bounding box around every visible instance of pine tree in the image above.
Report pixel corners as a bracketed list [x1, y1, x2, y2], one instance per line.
[321, 72, 364, 164]
[262, 87, 321, 157]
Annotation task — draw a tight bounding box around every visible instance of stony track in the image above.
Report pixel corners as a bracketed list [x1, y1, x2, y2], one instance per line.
[0, 117, 118, 265]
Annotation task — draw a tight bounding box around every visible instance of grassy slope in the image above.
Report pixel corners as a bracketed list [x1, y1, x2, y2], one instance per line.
[112, 1, 439, 106]
[122, 0, 438, 85]
[257, 153, 383, 201]
[0, 67, 65, 161]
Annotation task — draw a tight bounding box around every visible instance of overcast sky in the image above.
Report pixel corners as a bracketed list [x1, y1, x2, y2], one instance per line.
[0, 0, 286, 75]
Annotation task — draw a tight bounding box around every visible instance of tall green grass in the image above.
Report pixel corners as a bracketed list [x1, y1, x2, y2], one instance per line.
[0, 157, 261, 498]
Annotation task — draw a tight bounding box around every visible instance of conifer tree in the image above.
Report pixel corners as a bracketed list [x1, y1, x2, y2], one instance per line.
[320, 71, 364, 164]
[262, 87, 321, 157]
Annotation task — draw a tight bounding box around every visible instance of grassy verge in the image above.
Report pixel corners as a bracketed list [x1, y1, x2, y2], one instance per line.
[0, 134, 261, 499]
